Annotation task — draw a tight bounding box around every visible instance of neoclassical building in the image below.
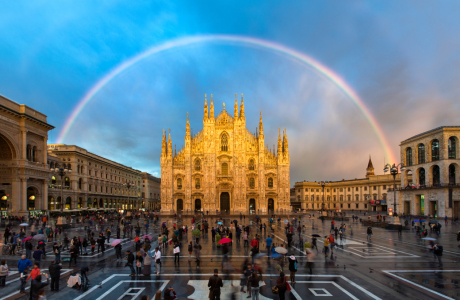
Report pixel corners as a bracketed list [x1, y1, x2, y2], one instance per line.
[388, 126, 460, 218]
[294, 157, 402, 212]
[0, 95, 54, 216]
[47, 144, 145, 212]
[161, 94, 290, 214]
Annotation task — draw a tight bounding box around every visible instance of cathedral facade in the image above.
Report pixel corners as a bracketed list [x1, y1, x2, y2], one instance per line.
[161, 94, 290, 214]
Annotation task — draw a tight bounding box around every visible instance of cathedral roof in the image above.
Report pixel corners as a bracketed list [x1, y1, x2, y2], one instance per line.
[216, 108, 233, 126]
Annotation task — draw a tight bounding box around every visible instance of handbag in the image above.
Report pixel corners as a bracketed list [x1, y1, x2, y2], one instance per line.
[286, 282, 291, 291]
[136, 261, 141, 267]
[272, 286, 279, 294]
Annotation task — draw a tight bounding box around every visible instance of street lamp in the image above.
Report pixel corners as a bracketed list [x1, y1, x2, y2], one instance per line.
[123, 182, 136, 210]
[383, 163, 405, 222]
[318, 181, 330, 212]
[50, 166, 71, 226]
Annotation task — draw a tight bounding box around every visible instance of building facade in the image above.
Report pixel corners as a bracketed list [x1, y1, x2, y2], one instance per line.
[142, 172, 161, 211]
[0, 95, 54, 216]
[388, 126, 460, 218]
[47, 144, 144, 212]
[294, 157, 402, 212]
[161, 94, 290, 214]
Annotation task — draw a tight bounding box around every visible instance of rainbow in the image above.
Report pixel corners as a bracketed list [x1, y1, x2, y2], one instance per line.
[57, 34, 396, 163]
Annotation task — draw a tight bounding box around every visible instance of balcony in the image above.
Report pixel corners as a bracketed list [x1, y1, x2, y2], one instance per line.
[389, 183, 460, 191]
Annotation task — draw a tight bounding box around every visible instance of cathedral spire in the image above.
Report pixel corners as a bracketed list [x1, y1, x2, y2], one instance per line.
[162, 129, 166, 156]
[168, 129, 172, 157]
[210, 94, 214, 119]
[204, 94, 209, 120]
[234, 94, 239, 119]
[259, 111, 264, 135]
[186, 112, 190, 137]
[277, 128, 282, 157]
[283, 128, 289, 154]
[239, 93, 245, 118]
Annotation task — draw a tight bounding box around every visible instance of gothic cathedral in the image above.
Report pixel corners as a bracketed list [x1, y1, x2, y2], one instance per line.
[160, 94, 290, 214]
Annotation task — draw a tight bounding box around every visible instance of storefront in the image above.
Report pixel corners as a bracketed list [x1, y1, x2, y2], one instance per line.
[370, 200, 387, 212]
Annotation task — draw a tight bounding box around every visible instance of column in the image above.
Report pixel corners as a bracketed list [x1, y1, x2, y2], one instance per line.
[11, 179, 21, 214]
[20, 178, 27, 213]
[43, 136, 47, 164]
[21, 130, 27, 160]
[42, 179, 48, 211]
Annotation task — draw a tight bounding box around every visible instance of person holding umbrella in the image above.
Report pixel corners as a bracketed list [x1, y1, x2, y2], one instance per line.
[288, 255, 297, 284]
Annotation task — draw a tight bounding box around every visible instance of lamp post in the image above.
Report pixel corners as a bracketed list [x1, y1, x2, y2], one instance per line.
[383, 163, 405, 224]
[318, 181, 330, 214]
[123, 182, 135, 211]
[50, 166, 71, 226]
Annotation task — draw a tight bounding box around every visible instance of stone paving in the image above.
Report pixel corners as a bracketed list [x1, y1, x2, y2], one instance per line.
[1, 213, 460, 299]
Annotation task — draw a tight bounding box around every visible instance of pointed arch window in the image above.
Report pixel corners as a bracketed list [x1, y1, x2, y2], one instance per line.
[195, 159, 201, 171]
[222, 163, 228, 175]
[221, 134, 228, 151]
[177, 178, 182, 189]
[249, 177, 255, 189]
[268, 177, 273, 188]
[449, 137, 456, 159]
[249, 159, 255, 170]
[418, 143, 425, 164]
[432, 139, 440, 161]
[195, 178, 200, 189]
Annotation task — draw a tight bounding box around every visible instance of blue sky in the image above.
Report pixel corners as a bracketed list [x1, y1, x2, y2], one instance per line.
[1, 1, 459, 184]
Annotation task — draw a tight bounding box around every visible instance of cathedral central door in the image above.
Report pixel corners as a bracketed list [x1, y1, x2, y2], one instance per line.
[220, 192, 230, 213]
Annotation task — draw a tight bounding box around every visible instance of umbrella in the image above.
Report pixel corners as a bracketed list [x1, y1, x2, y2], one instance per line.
[111, 239, 121, 246]
[20, 223, 29, 226]
[284, 219, 289, 224]
[22, 237, 32, 242]
[218, 237, 232, 244]
[33, 234, 45, 241]
[275, 247, 288, 254]
[192, 229, 201, 236]
[217, 222, 223, 225]
[421, 237, 437, 241]
[420, 220, 426, 222]
[142, 235, 152, 240]
[312, 234, 321, 237]
[413, 219, 420, 222]
[429, 220, 438, 224]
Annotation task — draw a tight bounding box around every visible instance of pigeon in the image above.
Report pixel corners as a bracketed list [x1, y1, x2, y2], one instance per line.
[369, 268, 374, 273]
[344, 265, 346, 270]
[98, 282, 103, 288]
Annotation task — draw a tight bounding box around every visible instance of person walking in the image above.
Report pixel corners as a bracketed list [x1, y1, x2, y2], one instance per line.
[249, 271, 261, 300]
[115, 243, 122, 261]
[243, 231, 249, 247]
[266, 235, 273, 257]
[25, 240, 33, 259]
[434, 244, 443, 267]
[306, 247, 316, 274]
[143, 252, 152, 276]
[173, 242, 180, 264]
[90, 236, 96, 254]
[288, 255, 297, 284]
[53, 242, 62, 263]
[125, 250, 135, 276]
[33, 247, 43, 268]
[18, 255, 32, 292]
[194, 241, 202, 269]
[208, 269, 223, 300]
[0, 260, 8, 286]
[136, 251, 143, 275]
[154, 247, 161, 275]
[276, 272, 288, 300]
[30, 274, 49, 300]
[188, 241, 193, 262]
[48, 260, 62, 291]
[69, 245, 78, 267]
[367, 227, 373, 240]
[82, 238, 88, 255]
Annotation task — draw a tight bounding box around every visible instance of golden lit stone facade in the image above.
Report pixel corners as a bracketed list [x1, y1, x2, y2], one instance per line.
[294, 157, 402, 212]
[161, 94, 290, 214]
[0, 95, 54, 216]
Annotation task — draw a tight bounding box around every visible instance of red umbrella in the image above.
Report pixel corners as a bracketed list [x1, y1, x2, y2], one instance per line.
[23, 237, 32, 242]
[218, 237, 232, 244]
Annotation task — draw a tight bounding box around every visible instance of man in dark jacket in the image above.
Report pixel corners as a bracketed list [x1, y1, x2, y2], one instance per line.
[125, 250, 135, 276]
[208, 269, 223, 300]
[30, 274, 49, 300]
[434, 244, 443, 267]
[49, 261, 62, 291]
